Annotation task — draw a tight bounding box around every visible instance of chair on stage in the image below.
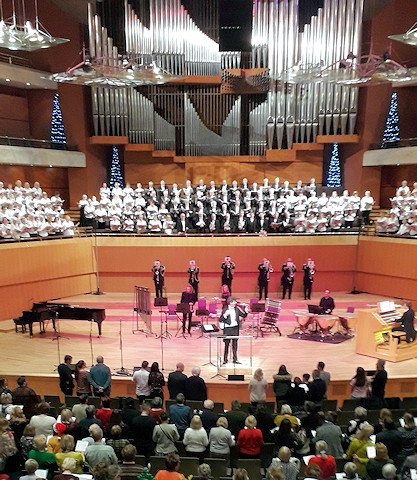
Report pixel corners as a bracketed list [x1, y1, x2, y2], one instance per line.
[158, 303, 178, 338]
[259, 298, 281, 336]
[196, 298, 209, 327]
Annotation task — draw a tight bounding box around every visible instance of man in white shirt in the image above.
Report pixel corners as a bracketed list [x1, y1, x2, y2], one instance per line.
[219, 297, 248, 365]
[132, 360, 150, 404]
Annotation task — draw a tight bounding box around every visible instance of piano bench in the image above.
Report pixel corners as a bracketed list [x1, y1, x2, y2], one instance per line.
[392, 331, 407, 343]
[13, 318, 27, 333]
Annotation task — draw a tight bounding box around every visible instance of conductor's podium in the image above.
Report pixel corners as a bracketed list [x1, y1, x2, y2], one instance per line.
[355, 308, 417, 362]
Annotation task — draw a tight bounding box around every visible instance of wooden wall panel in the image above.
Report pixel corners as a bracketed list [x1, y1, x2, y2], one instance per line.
[95, 236, 357, 293]
[356, 237, 417, 303]
[7, 373, 415, 409]
[0, 239, 96, 320]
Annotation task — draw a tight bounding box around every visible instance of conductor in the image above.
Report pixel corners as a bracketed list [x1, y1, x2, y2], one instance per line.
[392, 301, 416, 343]
[219, 297, 248, 365]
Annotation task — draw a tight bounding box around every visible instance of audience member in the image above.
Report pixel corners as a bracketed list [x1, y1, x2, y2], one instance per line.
[236, 415, 264, 459]
[167, 362, 187, 400]
[154, 453, 186, 480]
[152, 411, 179, 456]
[169, 394, 191, 440]
[183, 415, 209, 463]
[84, 426, 118, 471]
[185, 367, 207, 402]
[208, 416, 235, 464]
[131, 402, 156, 464]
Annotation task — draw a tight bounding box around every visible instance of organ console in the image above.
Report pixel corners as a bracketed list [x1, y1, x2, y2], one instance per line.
[355, 303, 417, 363]
[14, 302, 105, 337]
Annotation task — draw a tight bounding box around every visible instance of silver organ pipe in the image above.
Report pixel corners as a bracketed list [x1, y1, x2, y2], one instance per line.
[87, 0, 364, 153]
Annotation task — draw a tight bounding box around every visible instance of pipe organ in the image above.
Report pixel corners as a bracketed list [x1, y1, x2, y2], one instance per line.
[89, 0, 364, 155]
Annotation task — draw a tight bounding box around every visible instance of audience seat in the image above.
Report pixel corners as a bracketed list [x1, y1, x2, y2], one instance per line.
[203, 457, 228, 478]
[236, 459, 262, 480]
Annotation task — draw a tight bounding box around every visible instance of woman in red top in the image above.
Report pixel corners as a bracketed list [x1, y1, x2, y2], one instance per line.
[95, 396, 113, 433]
[236, 415, 264, 458]
[307, 440, 336, 480]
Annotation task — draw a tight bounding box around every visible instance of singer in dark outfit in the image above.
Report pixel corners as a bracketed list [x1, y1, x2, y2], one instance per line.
[219, 297, 248, 364]
[221, 256, 235, 293]
[258, 259, 273, 300]
[302, 259, 315, 300]
[281, 258, 296, 300]
[319, 290, 335, 314]
[180, 285, 197, 334]
[392, 301, 416, 343]
[152, 260, 165, 297]
[188, 260, 200, 299]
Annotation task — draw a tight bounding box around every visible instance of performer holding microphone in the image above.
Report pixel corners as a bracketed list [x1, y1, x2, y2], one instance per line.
[302, 258, 316, 300]
[188, 260, 200, 299]
[258, 258, 273, 300]
[180, 284, 197, 335]
[281, 258, 296, 300]
[152, 260, 165, 298]
[219, 297, 248, 364]
[221, 256, 235, 293]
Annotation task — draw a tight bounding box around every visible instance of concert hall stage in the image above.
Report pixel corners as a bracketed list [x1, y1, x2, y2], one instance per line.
[3, 291, 417, 408]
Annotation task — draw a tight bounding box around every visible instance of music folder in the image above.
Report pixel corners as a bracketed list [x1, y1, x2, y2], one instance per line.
[202, 324, 219, 333]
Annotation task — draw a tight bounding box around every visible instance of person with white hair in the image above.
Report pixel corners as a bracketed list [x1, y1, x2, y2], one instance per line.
[200, 400, 218, 434]
[185, 367, 207, 402]
[84, 426, 118, 471]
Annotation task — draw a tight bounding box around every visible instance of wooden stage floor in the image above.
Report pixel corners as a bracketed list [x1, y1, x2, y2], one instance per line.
[2, 290, 416, 387]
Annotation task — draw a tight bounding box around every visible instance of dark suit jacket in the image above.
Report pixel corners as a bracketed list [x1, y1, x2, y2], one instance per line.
[167, 370, 187, 399]
[176, 218, 192, 233]
[185, 375, 207, 401]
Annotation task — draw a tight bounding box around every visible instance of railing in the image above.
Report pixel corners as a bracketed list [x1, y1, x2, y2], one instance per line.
[368, 137, 417, 150]
[0, 52, 31, 68]
[0, 136, 78, 151]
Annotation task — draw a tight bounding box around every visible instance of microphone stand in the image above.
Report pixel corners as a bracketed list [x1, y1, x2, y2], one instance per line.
[89, 318, 95, 368]
[115, 318, 131, 376]
[92, 220, 104, 295]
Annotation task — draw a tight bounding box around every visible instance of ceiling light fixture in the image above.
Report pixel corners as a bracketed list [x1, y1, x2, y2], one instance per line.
[389, 23, 417, 47]
[0, 0, 69, 51]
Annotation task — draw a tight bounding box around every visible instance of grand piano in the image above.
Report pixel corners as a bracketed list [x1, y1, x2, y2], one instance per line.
[14, 302, 105, 337]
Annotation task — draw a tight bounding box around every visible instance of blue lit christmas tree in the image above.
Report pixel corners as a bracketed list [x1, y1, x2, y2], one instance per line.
[109, 145, 124, 188]
[326, 142, 341, 187]
[50, 93, 67, 149]
[381, 92, 400, 148]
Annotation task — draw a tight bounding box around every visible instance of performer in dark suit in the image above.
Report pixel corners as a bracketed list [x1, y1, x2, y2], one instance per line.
[221, 256, 235, 293]
[258, 258, 273, 300]
[302, 258, 316, 300]
[281, 258, 296, 300]
[392, 301, 416, 343]
[180, 284, 197, 334]
[188, 260, 200, 298]
[219, 297, 248, 364]
[176, 212, 191, 233]
[319, 289, 335, 314]
[152, 260, 165, 297]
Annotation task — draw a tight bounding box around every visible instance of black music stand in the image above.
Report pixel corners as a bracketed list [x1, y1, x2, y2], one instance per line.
[250, 302, 265, 338]
[175, 303, 191, 339]
[154, 297, 168, 307]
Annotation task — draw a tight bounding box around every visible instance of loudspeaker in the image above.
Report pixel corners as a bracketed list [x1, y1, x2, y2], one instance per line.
[228, 374, 244, 381]
[154, 297, 168, 307]
[219, 0, 252, 52]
